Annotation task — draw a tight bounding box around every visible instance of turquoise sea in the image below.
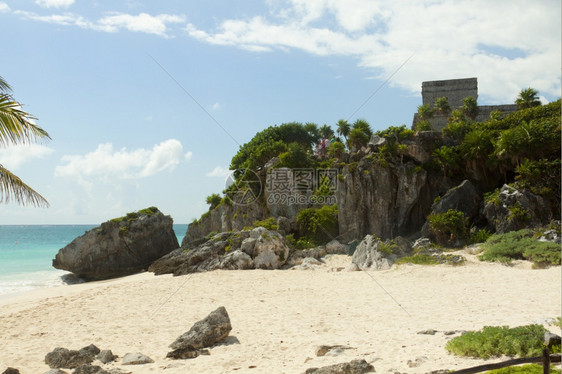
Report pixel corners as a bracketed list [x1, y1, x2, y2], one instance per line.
[0, 224, 187, 297]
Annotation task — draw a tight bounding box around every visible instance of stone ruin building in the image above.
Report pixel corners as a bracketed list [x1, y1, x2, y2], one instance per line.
[412, 77, 518, 131]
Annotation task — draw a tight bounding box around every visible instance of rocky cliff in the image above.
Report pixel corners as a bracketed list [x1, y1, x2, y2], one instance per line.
[184, 132, 453, 246]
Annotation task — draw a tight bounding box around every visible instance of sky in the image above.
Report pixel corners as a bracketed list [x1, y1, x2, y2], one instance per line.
[0, 0, 560, 225]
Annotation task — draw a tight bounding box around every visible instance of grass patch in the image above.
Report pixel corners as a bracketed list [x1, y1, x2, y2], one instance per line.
[486, 364, 561, 374]
[478, 229, 561, 266]
[396, 253, 465, 266]
[445, 325, 554, 359]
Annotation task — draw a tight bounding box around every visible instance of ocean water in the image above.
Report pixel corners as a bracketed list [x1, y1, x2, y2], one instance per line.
[0, 224, 187, 297]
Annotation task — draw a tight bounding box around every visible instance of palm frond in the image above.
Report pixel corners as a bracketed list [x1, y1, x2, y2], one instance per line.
[0, 164, 49, 207]
[0, 94, 50, 146]
[0, 76, 12, 93]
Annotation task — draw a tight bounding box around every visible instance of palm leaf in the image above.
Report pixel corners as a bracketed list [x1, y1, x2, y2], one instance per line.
[0, 164, 49, 207]
[0, 76, 11, 93]
[0, 94, 50, 146]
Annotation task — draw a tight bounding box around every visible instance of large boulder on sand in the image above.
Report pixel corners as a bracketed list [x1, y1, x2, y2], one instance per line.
[53, 207, 178, 281]
[167, 306, 232, 359]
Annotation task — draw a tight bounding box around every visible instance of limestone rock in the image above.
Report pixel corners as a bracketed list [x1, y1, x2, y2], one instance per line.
[43, 370, 68, 374]
[315, 345, 353, 357]
[218, 250, 253, 270]
[291, 257, 323, 270]
[53, 208, 178, 280]
[72, 365, 110, 374]
[240, 237, 257, 256]
[538, 229, 561, 244]
[431, 180, 481, 219]
[483, 185, 554, 233]
[121, 353, 154, 365]
[45, 345, 100, 369]
[352, 235, 393, 270]
[325, 240, 349, 255]
[2, 368, 20, 374]
[413, 238, 431, 250]
[167, 306, 232, 360]
[252, 229, 290, 269]
[96, 350, 116, 364]
[305, 359, 375, 373]
[150, 228, 289, 275]
[337, 160, 428, 241]
[368, 134, 387, 148]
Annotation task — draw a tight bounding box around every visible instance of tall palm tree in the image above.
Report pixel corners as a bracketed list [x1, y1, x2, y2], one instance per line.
[515, 88, 541, 110]
[336, 119, 350, 142]
[0, 76, 50, 207]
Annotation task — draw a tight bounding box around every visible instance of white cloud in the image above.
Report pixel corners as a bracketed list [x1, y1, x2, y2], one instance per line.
[211, 102, 220, 110]
[35, 0, 74, 9]
[0, 144, 55, 170]
[185, 0, 561, 103]
[0, 2, 10, 12]
[98, 12, 185, 37]
[55, 139, 191, 179]
[206, 166, 231, 178]
[15, 10, 185, 37]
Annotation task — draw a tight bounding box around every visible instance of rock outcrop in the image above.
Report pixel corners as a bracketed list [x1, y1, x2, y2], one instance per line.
[304, 359, 375, 374]
[150, 228, 290, 275]
[53, 207, 178, 280]
[45, 345, 100, 369]
[167, 306, 232, 359]
[121, 353, 154, 365]
[483, 185, 554, 233]
[351, 235, 412, 270]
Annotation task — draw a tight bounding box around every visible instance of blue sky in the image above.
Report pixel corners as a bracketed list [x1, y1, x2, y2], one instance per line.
[1, 0, 560, 225]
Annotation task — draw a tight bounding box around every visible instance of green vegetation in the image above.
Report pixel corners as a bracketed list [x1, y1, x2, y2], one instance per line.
[296, 204, 338, 246]
[445, 325, 556, 359]
[230, 122, 316, 172]
[515, 88, 541, 110]
[478, 229, 561, 266]
[395, 253, 465, 266]
[486, 364, 561, 374]
[244, 217, 279, 231]
[206, 193, 222, 210]
[427, 209, 469, 246]
[279, 142, 312, 168]
[434, 96, 451, 114]
[468, 228, 492, 244]
[0, 76, 51, 207]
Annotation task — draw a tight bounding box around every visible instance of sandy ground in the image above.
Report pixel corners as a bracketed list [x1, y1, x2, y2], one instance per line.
[0, 254, 560, 374]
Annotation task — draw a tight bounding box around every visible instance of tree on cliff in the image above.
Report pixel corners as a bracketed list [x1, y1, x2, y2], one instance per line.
[515, 88, 541, 110]
[336, 119, 350, 142]
[0, 76, 50, 207]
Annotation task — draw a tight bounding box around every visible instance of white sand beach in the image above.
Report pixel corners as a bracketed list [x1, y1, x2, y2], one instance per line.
[0, 254, 560, 374]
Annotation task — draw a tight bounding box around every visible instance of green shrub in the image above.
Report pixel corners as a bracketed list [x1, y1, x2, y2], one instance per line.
[296, 204, 338, 245]
[487, 364, 561, 374]
[328, 140, 345, 158]
[427, 209, 469, 246]
[245, 217, 278, 231]
[468, 228, 492, 244]
[507, 202, 530, 223]
[478, 229, 561, 266]
[296, 238, 316, 250]
[445, 325, 552, 359]
[415, 120, 433, 131]
[206, 193, 222, 210]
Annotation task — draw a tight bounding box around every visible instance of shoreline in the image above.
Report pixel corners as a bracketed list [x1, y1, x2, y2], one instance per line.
[0, 255, 560, 373]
